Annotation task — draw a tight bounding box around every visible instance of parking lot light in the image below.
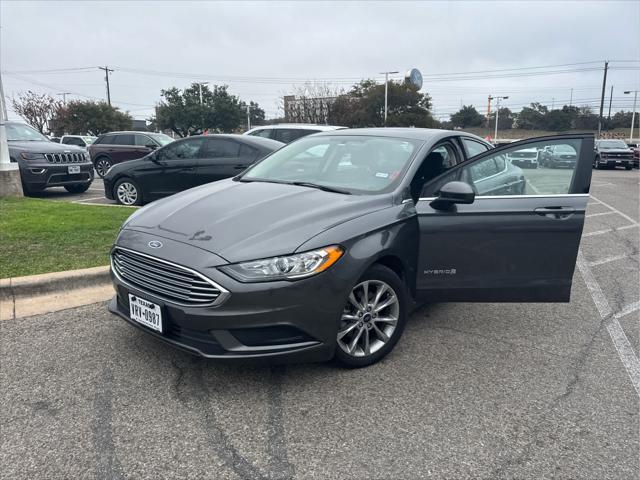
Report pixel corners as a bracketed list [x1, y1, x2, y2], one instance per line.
[624, 90, 638, 142]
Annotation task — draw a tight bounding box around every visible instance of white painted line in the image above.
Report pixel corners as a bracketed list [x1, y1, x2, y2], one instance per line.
[615, 301, 640, 320]
[583, 228, 613, 237]
[617, 224, 640, 232]
[589, 194, 639, 226]
[577, 251, 640, 397]
[586, 211, 616, 218]
[587, 254, 630, 267]
[576, 251, 612, 318]
[525, 179, 542, 195]
[592, 182, 615, 187]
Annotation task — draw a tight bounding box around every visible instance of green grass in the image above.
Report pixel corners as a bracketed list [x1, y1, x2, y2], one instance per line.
[0, 197, 133, 278]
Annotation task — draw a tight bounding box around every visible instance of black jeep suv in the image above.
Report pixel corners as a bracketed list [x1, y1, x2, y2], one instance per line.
[6, 122, 94, 195]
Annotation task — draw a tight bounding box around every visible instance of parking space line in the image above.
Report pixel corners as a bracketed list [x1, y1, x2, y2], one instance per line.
[589, 194, 639, 226]
[586, 211, 616, 218]
[525, 179, 542, 195]
[587, 254, 630, 267]
[577, 251, 640, 397]
[583, 224, 639, 237]
[615, 301, 640, 320]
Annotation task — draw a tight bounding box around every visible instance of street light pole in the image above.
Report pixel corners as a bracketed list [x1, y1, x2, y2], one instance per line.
[246, 104, 251, 131]
[197, 82, 209, 134]
[489, 95, 509, 141]
[624, 90, 638, 142]
[379, 70, 399, 126]
[57, 92, 71, 105]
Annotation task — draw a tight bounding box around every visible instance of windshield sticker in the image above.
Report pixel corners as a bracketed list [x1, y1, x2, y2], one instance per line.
[375, 172, 389, 178]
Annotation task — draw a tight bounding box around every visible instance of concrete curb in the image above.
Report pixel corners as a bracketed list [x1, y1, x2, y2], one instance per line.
[1, 266, 114, 320]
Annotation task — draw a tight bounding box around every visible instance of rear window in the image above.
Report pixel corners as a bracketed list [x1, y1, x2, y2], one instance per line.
[274, 129, 316, 143]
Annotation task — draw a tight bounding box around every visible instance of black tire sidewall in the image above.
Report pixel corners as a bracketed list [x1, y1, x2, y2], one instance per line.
[113, 177, 143, 206]
[334, 264, 408, 368]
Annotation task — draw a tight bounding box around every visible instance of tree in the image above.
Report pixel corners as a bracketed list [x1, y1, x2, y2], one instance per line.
[154, 83, 259, 137]
[450, 105, 485, 128]
[11, 91, 62, 134]
[545, 109, 572, 131]
[282, 82, 344, 124]
[328, 79, 435, 128]
[242, 101, 266, 128]
[514, 102, 548, 130]
[572, 106, 599, 130]
[51, 101, 132, 136]
[610, 110, 634, 129]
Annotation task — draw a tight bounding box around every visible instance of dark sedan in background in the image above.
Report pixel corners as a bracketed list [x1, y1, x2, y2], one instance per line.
[107, 128, 594, 367]
[89, 131, 174, 177]
[6, 122, 94, 195]
[104, 134, 283, 205]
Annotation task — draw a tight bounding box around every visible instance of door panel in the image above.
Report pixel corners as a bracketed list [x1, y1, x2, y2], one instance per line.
[415, 134, 594, 302]
[196, 138, 245, 184]
[142, 138, 204, 197]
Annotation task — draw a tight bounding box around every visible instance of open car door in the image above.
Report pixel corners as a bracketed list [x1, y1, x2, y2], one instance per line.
[415, 134, 594, 302]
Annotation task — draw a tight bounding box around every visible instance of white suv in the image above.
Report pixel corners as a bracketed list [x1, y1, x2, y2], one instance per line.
[244, 124, 345, 143]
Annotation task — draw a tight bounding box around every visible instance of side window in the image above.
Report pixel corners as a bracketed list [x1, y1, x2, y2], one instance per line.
[156, 138, 204, 160]
[274, 129, 310, 143]
[239, 144, 258, 160]
[412, 141, 462, 198]
[113, 134, 135, 145]
[461, 138, 490, 158]
[201, 139, 240, 158]
[135, 135, 155, 147]
[98, 135, 113, 145]
[249, 129, 273, 139]
[459, 139, 581, 196]
[62, 137, 84, 146]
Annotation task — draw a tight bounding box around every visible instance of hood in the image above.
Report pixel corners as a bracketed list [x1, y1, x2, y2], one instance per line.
[8, 140, 86, 154]
[124, 179, 391, 263]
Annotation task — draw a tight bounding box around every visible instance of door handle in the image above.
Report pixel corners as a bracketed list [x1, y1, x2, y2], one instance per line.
[535, 206, 575, 219]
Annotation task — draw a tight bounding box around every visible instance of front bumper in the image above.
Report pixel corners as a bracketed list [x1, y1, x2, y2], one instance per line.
[511, 159, 537, 168]
[108, 234, 353, 363]
[598, 157, 632, 167]
[19, 161, 94, 188]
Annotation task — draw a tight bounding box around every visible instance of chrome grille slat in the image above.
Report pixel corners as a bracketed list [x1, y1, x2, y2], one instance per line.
[44, 152, 86, 164]
[111, 247, 225, 307]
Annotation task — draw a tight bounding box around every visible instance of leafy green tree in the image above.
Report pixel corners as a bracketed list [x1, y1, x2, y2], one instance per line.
[572, 106, 599, 130]
[515, 103, 548, 130]
[609, 110, 634, 129]
[154, 83, 263, 137]
[329, 79, 435, 128]
[450, 105, 484, 128]
[51, 101, 132, 136]
[545, 109, 572, 131]
[487, 107, 514, 130]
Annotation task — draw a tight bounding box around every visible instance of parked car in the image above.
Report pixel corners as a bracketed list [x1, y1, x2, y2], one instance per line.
[507, 147, 538, 168]
[88, 131, 174, 177]
[107, 128, 593, 367]
[593, 139, 634, 170]
[49, 137, 61, 143]
[103, 134, 283, 206]
[626, 142, 639, 168]
[60, 135, 97, 148]
[5, 121, 94, 195]
[244, 124, 345, 143]
[540, 144, 578, 168]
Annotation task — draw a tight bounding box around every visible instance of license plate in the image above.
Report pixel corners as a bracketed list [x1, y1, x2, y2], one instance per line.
[68, 165, 81, 174]
[129, 294, 162, 332]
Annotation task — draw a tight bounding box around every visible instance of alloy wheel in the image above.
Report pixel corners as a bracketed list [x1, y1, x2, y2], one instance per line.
[116, 182, 138, 205]
[96, 159, 111, 177]
[337, 280, 399, 358]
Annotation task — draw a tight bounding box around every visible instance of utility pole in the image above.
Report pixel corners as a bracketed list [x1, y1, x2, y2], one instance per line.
[57, 92, 71, 105]
[488, 95, 508, 141]
[197, 82, 209, 134]
[607, 85, 614, 120]
[551, 97, 555, 110]
[597, 60, 609, 137]
[624, 90, 638, 142]
[569, 88, 573, 107]
[98, 66, 113, 106]
[246, 104, 251, 131]
[487, 95, 492, 134]
[379, 70, 399, 126]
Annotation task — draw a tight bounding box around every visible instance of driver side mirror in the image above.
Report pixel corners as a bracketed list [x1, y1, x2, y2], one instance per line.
[430, 181, 475, 210]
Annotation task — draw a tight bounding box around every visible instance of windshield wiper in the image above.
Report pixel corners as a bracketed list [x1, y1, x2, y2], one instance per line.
[290, 181, 352, 195]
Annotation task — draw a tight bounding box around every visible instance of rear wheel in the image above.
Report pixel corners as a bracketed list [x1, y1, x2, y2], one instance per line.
[64, 183, 91, 194]
[114, 178, 142, 206]
[95, 157, 112, 178]
[334, 264, 407, 368]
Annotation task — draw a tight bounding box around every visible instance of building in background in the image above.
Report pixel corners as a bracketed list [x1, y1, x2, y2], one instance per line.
[283, 95, 337, 124]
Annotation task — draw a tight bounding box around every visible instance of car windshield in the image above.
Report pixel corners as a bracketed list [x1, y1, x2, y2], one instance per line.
[5, 123, 50, 142]
[148, 133, 174, 146]
[240, 135, 421, 194]
[598, 140, 628, 149]
[555, 145, 576, 153]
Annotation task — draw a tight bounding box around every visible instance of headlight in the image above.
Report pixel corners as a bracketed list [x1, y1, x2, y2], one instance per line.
[20, 152, 45, 161]
[83, 152, 90, 161]
[220, 245, 344, 282]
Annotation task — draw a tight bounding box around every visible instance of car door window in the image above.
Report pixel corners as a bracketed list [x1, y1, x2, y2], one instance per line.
[274, 129, 312, 143]
[239, 144, 259, 160]
[460, 139, 581, 196]
[96, 135, 114, 145]
[412, 141, 461, 198]
[113, 134, 135, 145]
[156, 138, 204, 161]
[249, 129, 273, 139]
[135, 135, 156, 147]
[201, 139, 240, 158]
[461, 138, 490, 158]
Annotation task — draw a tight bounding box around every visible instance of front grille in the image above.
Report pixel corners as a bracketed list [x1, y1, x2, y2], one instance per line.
[44, 153, 85, 163]
[111, 247, 227, 307]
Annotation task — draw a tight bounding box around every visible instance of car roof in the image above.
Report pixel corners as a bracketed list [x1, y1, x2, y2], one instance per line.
[170, 133, 283, 149]
[312, 127, 487, 143]
[246, 124, 346, 132]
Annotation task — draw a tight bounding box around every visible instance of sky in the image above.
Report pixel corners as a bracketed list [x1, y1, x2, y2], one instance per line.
[1, 0, 639, 124]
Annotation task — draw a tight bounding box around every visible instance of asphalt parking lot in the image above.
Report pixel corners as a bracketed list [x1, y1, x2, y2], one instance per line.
[1, 169, 638, 480]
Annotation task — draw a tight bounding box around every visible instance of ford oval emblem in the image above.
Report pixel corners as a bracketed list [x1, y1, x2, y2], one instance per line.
[148, 240, 163, 249]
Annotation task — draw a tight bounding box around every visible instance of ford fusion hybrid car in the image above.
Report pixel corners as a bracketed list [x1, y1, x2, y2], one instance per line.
[108, 128, 594, 367]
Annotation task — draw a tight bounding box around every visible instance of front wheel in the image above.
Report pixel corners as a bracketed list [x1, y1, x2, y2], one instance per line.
[335, 264, 407, 368]
[64, 183, 91, 194]
[95, 157, 112, 178]
[114, 178, 143, 206]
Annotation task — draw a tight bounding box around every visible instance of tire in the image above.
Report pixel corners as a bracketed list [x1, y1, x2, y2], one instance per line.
[95, 157, 112, 178]
[64, 183, 91, 194]
[113, 178, 143, 206]
[334, 264, 408, 368]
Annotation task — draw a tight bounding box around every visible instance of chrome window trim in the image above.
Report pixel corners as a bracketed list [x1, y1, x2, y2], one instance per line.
[418, 193, 589, 202]
[110, 246, 230, 308]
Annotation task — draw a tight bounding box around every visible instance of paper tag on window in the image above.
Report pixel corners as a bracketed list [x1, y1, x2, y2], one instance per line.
[375, 172, 389, 178]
